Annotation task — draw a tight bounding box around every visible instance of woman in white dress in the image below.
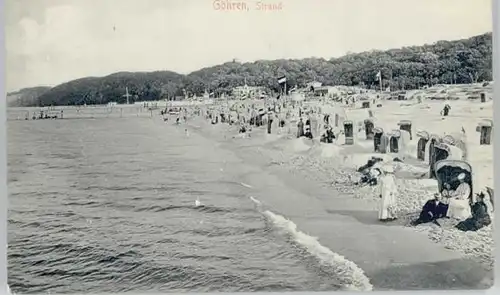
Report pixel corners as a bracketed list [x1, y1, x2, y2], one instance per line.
[378, 164, 398, 221]
[446, 173, 472, 220]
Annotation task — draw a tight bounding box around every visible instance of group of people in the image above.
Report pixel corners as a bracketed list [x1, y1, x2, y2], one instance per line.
[355, 157, 384, 186]
[296, 113, 337, 143]
[352, 159, 492, 229]
[353, 160, 400, 222]
[411, 173, 492, 232]
[296, 117, 313, 139]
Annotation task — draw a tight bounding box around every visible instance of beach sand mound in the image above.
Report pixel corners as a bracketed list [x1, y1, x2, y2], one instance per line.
[310, 143, 343, 159]
[342, 153, 393, 170]
[320, 144, 341, 158]
[288, 137, 314, 153]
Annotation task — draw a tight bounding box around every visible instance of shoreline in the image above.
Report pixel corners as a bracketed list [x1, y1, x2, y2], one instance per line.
[182, 105, 494, 290]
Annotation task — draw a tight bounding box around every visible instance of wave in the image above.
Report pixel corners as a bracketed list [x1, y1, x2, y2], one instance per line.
[249, 196, 373, 291]
[133, 204, 235, 214]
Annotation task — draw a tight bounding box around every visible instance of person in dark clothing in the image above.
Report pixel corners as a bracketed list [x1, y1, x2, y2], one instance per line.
[455, 192, 491, 232]
[323, 114, 330, 125]
[355, 167, 381, 186]
[267, 112, 273, 134]
[304, 128, 313, 139]
[411, 193, 449, 226]
[320, 125, 335, 143]
[357, 157, 383, 173]
[297, 118, 304, 138]
[239, 124, 247, 133]
[441, 104, 451, 116]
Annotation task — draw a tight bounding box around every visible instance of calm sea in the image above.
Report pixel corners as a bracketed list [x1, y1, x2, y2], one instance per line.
[7, 114, 344, 293]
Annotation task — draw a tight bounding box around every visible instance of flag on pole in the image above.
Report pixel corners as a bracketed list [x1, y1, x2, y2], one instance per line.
[375, 71, 381, 80]
[278, 76, 287, 84]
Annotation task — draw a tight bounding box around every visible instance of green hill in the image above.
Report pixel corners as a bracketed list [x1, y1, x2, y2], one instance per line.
[22, 32, 493, 107]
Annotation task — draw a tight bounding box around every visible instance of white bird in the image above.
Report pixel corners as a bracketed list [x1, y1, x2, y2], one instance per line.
[195, 197, 202, 207]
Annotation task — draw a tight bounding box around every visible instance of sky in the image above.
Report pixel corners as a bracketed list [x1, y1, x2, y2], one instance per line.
[5, 0, 493, 92]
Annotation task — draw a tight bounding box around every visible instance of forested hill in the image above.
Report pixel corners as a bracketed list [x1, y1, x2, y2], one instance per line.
[7, 86, 52, 107]
[26, 32, 493, 107]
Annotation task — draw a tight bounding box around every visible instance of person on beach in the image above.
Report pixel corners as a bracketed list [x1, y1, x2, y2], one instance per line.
[310, 115, 319, 137]
[455, 192, 491, 232]
[239, 122, 247, 134]
[356, 166, 381, 186]
[304, 125, 313, 139]
[357, 157, 384, 174]
[440, 104, 451, 116]
[320, 125, 335, 143]
[378, 164, 398, 222]
[278, 110, 286, 130]
[304, 118, 313, 138]
[297, 118, 304, 138]
[411, 193, 448, 226]
[267, 111, 274, 134]
[446, 173, 472, 220]
[441, 182, 452, 197]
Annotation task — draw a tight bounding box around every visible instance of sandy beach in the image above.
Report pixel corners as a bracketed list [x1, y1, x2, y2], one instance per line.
[178, 86, 494, 290]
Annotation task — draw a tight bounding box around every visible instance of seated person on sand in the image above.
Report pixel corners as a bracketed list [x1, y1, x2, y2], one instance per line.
[239, 123, 247, 134]
[411, 193, 449, 226]
[444, 173, 472, 220]
[320, 125, 334, 143]
[456, 191, 491, 232]
[355, 166, 381, 186]
[357, 157, 384, 174]
[279, 117, 286, 128]
[304, 125, 313, 139]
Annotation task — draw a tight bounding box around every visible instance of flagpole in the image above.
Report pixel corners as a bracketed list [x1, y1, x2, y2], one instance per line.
[284, 82, 287, 105]
[378, 72, 383, 93]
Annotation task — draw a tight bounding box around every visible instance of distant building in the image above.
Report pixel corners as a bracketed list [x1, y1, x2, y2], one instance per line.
[232, 83, 267, 98]
[306, 81, 323, 90]
[135, 100, 168, 108]
[313, 86, 340, 96]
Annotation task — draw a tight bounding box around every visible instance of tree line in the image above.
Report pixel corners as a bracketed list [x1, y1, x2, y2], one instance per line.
[10, 32, 492, 107]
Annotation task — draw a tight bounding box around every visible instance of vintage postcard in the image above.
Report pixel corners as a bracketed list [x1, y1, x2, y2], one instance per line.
[4, 0, 494, 293]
